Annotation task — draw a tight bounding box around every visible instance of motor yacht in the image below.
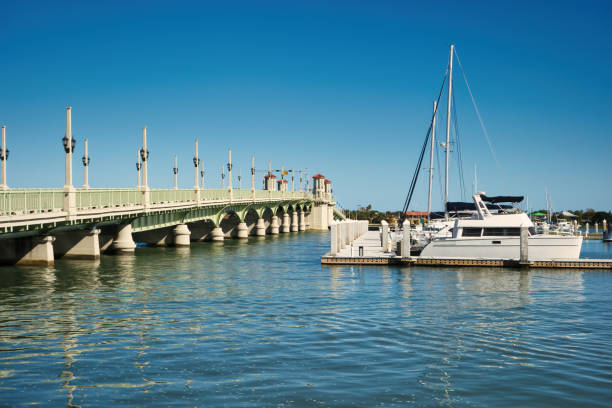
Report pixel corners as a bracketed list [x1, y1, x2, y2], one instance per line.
[419, 193, 583, 260]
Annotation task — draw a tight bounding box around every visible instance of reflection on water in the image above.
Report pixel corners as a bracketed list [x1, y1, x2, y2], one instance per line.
[0, 233, 611, 407]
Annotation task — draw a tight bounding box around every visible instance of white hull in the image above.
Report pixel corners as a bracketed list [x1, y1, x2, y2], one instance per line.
[420, 235, 583, 261]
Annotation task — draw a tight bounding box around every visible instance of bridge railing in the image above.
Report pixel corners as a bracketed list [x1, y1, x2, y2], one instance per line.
[0, 189, 64, 216]
[76, 188, 141, 209]
[150, 189, 194, 205]
[0, 188, 316, 217]
[201, 189, 229, 201]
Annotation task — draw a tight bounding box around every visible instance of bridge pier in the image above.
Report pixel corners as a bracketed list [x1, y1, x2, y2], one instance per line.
[236, 222, 248, 239]
[310, 203, 329, 230]
[173, 224, 191, 246]
[281, 213, 290, 233]
[0, 235, 55, 266]
[299, 211, 306, 231]
[211, 227, 224, 241]
[255, 217, 266, 236]
[111, 224, 137, 252]
[270, 216, 280, 234]
[291, 211, 298, 232]
[54, 229, 100, 259]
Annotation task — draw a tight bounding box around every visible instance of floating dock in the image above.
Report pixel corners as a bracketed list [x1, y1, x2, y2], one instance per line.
[322, 224, 612, 270]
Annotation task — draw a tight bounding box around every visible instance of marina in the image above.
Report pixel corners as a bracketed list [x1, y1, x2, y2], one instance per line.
[323, 220, 612, 269]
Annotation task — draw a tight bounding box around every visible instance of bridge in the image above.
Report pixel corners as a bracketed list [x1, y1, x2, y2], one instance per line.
[0, 107, 343, 265]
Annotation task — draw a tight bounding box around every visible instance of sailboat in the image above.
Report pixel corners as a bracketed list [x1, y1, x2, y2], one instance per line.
[416, 45, 583, 260]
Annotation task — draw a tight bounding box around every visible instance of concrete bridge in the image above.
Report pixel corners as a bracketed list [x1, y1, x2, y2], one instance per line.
[0, 107, 343, 265]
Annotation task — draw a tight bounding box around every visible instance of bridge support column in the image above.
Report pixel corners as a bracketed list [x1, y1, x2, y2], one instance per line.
[112, 224, 136, 252]
[291, 211, 298, 232]
[256, 217, 266, 236]
[0, 235, 56, 266]
[270, 216, 279, 234]
[211, 227, 224, 241]
[54, 229, 100, 259]
[281, 213, 290, 233]
[236, 222, 248, 239]
[173, 224, 191, 246]
[310, 203, 329, 230]
[298, 211, 306, 231]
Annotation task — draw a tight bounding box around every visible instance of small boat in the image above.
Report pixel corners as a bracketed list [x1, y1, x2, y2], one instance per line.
[419, 193, 583, 261]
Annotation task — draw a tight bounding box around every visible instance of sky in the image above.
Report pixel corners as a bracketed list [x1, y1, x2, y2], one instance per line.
[0, 0, 610, 212]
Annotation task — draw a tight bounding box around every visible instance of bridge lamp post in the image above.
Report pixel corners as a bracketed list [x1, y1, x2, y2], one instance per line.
[199, 159, 204, 189]
[136, 149, 142, 187]
[251, 156, 255, 198]
[1, 125, 9, 190]
[139, 146, 149, 188]
[238, 168, 241, 190]
[62, 116, 76, 189]
[227, 149, 232, 193]
[81, 138, 90, 189]
[173, 155, 178, 190]
[140, 126, 149, 189]
[221, 166, 225, 189]
[193, 139, 199, 190]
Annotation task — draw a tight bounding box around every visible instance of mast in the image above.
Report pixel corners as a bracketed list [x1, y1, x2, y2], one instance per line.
[427, 100, 437, 222]
[444, 44, 454, 220]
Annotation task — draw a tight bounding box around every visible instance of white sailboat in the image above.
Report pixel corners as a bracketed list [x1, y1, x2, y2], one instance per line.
[417, 45, 582, 261]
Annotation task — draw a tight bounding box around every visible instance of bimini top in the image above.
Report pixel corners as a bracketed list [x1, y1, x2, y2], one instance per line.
[447, 202, 513, 212]
[479, 194, 524, 204]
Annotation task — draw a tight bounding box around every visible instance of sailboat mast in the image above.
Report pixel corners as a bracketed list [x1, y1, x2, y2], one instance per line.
[444, 44, 454, 220]
[427, 100, 437, 222]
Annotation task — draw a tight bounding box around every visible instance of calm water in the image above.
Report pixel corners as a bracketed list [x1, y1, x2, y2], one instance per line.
[1, 233, 611, 407]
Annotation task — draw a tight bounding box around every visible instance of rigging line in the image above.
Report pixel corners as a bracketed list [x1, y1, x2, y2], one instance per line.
[401, 71, 448, 214]
[454, 48, 507, 189]
[451, 84, 467, 200]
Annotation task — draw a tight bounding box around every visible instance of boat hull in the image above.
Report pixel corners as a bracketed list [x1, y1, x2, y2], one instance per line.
[420, 235, 583, 261]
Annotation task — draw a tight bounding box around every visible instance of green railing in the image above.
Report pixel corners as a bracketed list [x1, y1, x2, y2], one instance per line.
[0, 189, 64, 216]
[0, 188, 315, 217]
[76, 188, 141, 209]
[150, 189, 194, 205]
[200, 189, 229, 201]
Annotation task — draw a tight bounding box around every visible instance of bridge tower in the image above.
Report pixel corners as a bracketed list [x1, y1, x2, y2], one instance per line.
[310, 174, 334, 230]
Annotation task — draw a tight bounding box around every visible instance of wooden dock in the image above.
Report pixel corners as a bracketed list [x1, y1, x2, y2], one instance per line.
[323, 229, 612, 270]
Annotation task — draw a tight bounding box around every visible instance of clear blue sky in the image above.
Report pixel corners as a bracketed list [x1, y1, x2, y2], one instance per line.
[1, 0, 610, 211]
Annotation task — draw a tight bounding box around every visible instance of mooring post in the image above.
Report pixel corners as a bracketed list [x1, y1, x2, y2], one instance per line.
[330, 221, 338, 255]
[381, 220, 389, 252]
[401, 220, 411, 258]
[520, 225, 529, 264]
[604, 219, 608, 233]
[595, 222, 598, 235]
[585, 222, 589, 237]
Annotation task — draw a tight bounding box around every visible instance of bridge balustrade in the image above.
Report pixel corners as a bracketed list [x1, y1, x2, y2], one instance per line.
[76, 188, 141, 209]
[0, 189, 64, 216]
[200, 189, 229, 201]
[150, 189, 194, 204]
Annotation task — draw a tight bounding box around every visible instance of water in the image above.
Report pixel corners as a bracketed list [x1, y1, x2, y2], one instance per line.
[1, 233, 611, 407]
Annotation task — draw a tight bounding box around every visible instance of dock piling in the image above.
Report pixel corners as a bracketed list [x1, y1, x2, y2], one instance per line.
[401, 220, 411, 258]
[520, 226, 529, 264]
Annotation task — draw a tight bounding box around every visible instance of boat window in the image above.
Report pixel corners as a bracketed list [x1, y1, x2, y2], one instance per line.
[462, 228, 482, 237]
[528, 227, 536, 235]
[482, 227, 521, 236]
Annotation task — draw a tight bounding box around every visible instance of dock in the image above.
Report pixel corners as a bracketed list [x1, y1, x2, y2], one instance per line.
[322, 222, 612, 270]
